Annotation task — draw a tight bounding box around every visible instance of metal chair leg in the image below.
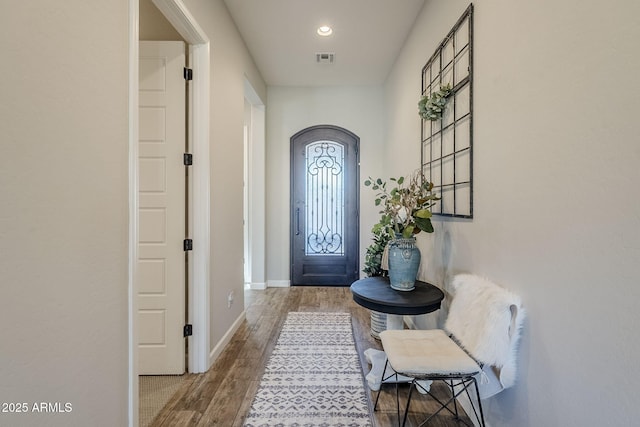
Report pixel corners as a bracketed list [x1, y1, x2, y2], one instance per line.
[401, 381, 415, 427]
[373, 358, 405, 427]
[395, 377, 401, 427]
[406, 377, 483, 427]
[373, 359, 392, 411]
[373, 384, 382, 411]
[448, 379, 460, 420]
[472, 377, 486, 427]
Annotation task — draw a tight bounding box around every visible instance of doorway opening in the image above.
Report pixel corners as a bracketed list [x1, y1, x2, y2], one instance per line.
[130, 0, 211, 426]
[290, 125, 360, 286]
[243, 81, 266, 291]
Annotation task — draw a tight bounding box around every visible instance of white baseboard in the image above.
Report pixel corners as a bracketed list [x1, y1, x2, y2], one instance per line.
[267, 280, 290, 288]
[247, 282, 267, 290]
[208, 310, 245, 367]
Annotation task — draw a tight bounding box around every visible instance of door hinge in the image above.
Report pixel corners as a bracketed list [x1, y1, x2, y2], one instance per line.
[183, 67, 193, 81]
[183, 239, 193, 251]
[183, 324, 193, 337]
[183, 153, 193, 166]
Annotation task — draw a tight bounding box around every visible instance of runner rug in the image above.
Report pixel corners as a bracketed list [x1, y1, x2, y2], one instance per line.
[244, 312, 372, 426]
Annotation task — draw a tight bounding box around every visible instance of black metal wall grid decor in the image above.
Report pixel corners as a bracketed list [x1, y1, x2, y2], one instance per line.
[421, 4, 474, 218]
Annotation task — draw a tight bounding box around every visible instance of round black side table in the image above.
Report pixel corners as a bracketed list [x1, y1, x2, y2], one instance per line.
[350, 276, 444, 316]
[350, 276, 445, 390]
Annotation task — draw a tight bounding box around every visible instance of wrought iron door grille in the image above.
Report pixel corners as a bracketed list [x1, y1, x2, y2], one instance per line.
[305, 141, 345, 255]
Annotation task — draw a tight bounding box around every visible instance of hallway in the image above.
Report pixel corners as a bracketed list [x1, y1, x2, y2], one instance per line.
[148, 287, 472, 427]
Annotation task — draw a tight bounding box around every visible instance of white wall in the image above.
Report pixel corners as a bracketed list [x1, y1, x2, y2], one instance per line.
[0, 1, 130, 426]
[181, 0, 266, 358]
[266, 86, 386, 283]
[385, 0, 640, 425]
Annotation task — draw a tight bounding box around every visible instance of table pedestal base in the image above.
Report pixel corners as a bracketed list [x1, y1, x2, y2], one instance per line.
[386, 314, 404, 330]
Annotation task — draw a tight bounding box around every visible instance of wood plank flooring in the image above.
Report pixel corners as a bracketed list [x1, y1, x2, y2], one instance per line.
[149, 286, 473, 427]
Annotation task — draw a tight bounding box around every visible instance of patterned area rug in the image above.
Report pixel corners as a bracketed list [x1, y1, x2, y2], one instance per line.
[244, 312, 372, 427]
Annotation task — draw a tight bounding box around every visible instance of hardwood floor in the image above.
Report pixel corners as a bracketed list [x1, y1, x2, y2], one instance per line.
[149, 286, 473, 427]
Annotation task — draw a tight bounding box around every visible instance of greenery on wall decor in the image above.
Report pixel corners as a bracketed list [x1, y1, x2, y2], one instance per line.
[421, 4, 474, 218]
[418, 83, 453, 121]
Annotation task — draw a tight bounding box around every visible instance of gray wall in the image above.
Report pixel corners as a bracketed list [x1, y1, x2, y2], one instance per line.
[384, 0, 640, 425]
[180, 0, 266, 357]
[0, 1, 130, 426]
[140, 0, 184, 41]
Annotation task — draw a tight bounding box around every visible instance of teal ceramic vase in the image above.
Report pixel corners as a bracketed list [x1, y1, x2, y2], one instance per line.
[388, 234, 420, 291]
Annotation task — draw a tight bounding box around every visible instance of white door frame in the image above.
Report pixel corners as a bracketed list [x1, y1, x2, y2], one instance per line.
[129, 0, 210, 425]
[243, 80, 267, 290]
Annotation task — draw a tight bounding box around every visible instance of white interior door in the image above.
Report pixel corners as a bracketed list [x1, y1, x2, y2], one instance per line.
[138, 41, 186, 375]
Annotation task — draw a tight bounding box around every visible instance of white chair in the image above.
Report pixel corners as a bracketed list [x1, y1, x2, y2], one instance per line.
[376, 274, 525, 427]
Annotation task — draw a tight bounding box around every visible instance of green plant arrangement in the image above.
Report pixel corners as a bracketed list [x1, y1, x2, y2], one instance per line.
[363, 215, 393, 277]
[364, 171, 440, 239]
[418, 83, 453, 121]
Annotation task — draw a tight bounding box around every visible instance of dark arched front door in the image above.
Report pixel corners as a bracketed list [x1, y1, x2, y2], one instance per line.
[290, 125, 359, 286]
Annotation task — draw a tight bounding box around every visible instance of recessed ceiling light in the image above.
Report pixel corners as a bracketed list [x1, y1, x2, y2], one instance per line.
[317, 25, 333, 37]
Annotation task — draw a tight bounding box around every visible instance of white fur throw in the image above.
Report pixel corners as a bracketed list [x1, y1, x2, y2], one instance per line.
[444, 274, 525, 390]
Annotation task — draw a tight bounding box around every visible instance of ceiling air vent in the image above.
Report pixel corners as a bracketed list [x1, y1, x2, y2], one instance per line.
[316, 52, 335, 64]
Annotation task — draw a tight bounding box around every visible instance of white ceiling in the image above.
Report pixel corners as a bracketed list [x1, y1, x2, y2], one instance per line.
[223, 0, 426, 86]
